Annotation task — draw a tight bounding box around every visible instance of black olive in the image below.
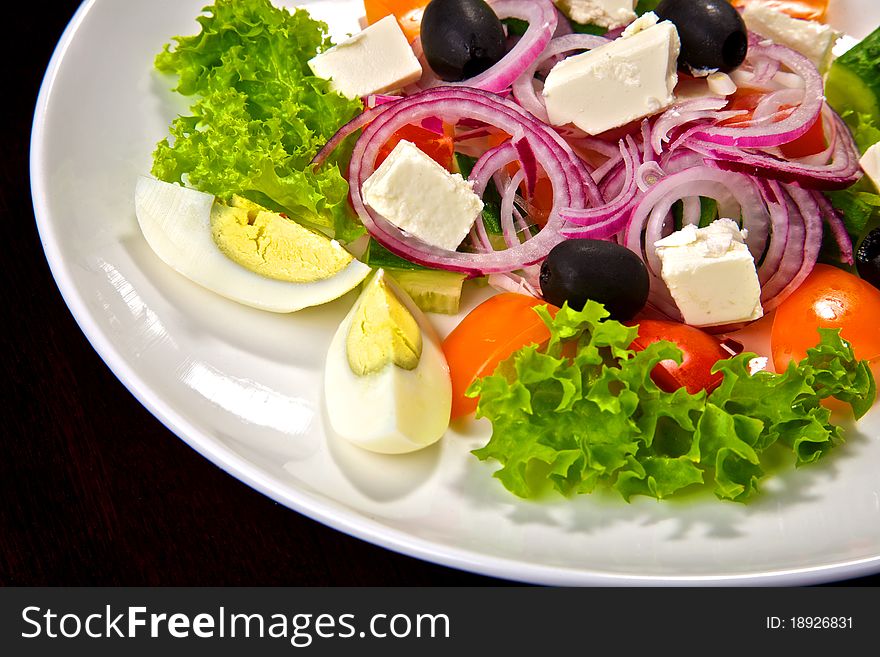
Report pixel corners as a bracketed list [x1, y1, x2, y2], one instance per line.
[856, 227, 880, 289]
[539, 240, 650, 321]
[420, 0, 506, 82]
[655, 0, 748, 73]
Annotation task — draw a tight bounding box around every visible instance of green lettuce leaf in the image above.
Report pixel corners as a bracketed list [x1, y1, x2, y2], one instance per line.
[824, 188, 880, 241]
[151, 0, 364, 241]
[843, 112, 880, 154]
[471, 302, 876, 503]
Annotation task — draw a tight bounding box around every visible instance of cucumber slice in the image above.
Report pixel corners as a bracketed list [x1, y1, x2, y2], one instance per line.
[364, 239, 428, 271]
[826, 26, 880, 123]
[387, 269, 466, 315]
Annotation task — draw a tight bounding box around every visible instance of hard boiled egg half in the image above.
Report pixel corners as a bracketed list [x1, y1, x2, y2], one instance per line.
[324, 269, 452, 454]
[134, 177, 371, 312]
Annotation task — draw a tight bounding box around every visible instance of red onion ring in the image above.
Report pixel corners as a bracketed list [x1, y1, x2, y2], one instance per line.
[561, 137, 640, 239]
[347, 87, 600, 275]
[691, 44, 824, 149]
[511, 33, 610, 123]
[419, 0, 559, 94]
[688, 108, 862, 190]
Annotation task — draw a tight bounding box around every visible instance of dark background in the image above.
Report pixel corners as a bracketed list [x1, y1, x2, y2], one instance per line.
[2, 0, 876, 586]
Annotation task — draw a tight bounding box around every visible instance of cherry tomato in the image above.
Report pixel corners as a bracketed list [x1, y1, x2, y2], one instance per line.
[364, 0, 428, 42]
[771, 264, 880, 372]
[628, 320, 730, 394]
[442, 293, 556, 418]
[730, 0, 828, 22]
[375, 123, 455, 171]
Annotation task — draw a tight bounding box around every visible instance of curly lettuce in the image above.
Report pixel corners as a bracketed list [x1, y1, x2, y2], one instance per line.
[151, 0, 364, 241]
[470, 302, 875, 503]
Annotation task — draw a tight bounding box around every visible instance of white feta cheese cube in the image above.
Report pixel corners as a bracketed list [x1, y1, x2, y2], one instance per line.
[742, 5, 841, 72]
[860, 142, 880, 191]
[307, 15, 422, 99]
[543, 21, 680, 135]
[554, 0, 637, 30]
[362, 141, 483, 251]
[621, 10, 658, 37]
[655, 219, 764, 327]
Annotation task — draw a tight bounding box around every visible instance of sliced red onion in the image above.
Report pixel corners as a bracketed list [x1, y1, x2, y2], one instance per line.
[562, 138, 640, 239]
[636, 161, 666, 193]
[815, 190, 854, 266]
[487, 269, 542, 297]
[622, 167, 775, 317]
[511, 32, 610, 123]
[501, 169, 526, 248]
[624, 167, 771, 271]
[513, 137, 538, 195]
[650, 98, 729, 155]
[365, 94, 402, 108]
[755, 180, 790, 285]
[750, 56, 780, 85]
[347, 87, 600, 275]
[420, 0, 559, 94]
[691, 44, 824, 148]
[688, 108, 862, 190]
[568, 135, 620, 159]
[759, 184, 822, 310]
[311, 102, 391, 169]
[590, 153, 623, 185]
[751, 87, 803, 122]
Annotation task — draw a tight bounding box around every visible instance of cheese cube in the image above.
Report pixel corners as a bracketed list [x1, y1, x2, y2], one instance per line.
[742, 5, 841, 73]
[543, 21, 680, 135]
[554, 0, 637, 30]
[655, 219, 763, 327]
[860, 142, 880, 191]
[362, 141, 483, 251]
[307, 15, 422, 99]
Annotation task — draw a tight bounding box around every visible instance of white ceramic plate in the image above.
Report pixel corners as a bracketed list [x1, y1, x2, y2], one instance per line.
[32, 0, 880, 585]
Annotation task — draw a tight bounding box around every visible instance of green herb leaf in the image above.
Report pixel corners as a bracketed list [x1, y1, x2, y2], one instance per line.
[151, 0, 363, 241]
[472, 302, 876, 503]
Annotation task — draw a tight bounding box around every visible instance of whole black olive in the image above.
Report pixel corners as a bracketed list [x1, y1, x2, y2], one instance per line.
[856, 227, 880, 290]
[655, 0, 748, 73]
[539, 240, 650, 321]
[420, 0, 506, 82]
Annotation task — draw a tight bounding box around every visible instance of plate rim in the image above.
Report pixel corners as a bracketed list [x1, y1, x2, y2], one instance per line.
[29, 0, 880, 586]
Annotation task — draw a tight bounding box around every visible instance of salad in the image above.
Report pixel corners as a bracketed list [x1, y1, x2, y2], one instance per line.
[135, 0, 880, 503]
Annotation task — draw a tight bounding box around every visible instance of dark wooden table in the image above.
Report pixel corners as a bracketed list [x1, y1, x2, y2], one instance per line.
[3, 0, 877, 587]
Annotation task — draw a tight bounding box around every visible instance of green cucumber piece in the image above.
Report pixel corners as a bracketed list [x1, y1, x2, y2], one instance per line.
[364, 239, 428, 271]
[387, 269, 466, 315]
[454, 153, 504, 234]
[826, 27, 880, 124]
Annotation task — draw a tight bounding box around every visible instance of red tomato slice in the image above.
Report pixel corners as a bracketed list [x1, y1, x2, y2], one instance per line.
[779, 111, 827, 158]
[721, 91, 827, 157]
[771, 264, 880, 372]
[730, 0, 828, 22]
[628, 320, 730, 394]
[442, 294, 556, 418]
[375, 123, 455, 171]
[364, 0, 427, 42]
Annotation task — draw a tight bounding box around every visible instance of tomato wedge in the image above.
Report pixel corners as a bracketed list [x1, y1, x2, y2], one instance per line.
[442, 294, 555, 418]
[722, 90, 827, 158]
[364, 0, 428, 42]
[375, 123, 455, 171]
[628, 320, 730, 394]
[730, 0, 829, 22]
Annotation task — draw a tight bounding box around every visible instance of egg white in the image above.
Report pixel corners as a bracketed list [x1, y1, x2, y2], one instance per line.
[324, 271, 452, 454]
[134, 176, 371, 313]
